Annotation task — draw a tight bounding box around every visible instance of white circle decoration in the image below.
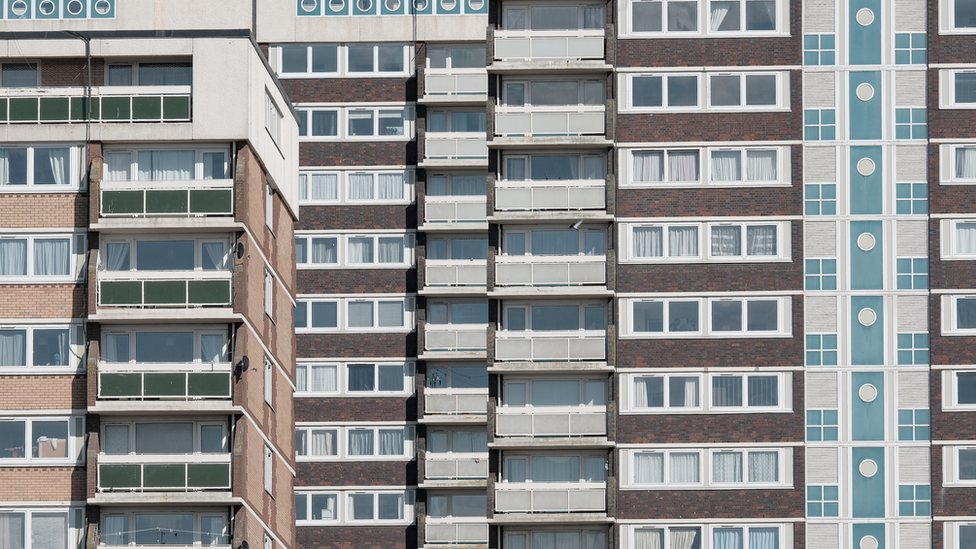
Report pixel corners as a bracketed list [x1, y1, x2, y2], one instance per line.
[857, 232, 876, 251]
[856, 83, 875, 101]
[11, 0, 28, 16]
[468, 0, 484, 9]
[859, 459, 879, 477]
[857, 157, 876, 176]
[39, 0, 55, 15]
[386, 0, 401, 10]
[441, 0, 456, 9]
[329, 0, 345, 10]
[356, 0, 372, 10]
[858, 307, 877, 327]
[414, 0, 428, 9]
[856, 8, 875, 26]
[858, 383, 878, 402]
[860, 535, 879, 549]
[301, 0, 318, 12]
[93, 0, 110, 14]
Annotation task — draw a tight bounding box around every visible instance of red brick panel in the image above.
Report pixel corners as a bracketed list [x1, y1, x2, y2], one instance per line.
[299, 142, 417, 167]
[282, 78, 417, 103]
[295, 396, 417, 423]
[297, 205, 417, 232]
[616, 37, 800, 68]
[929, 295, 976, 366]
[297, 525, 415, 549]
[0, 193, 89, 228]
[298, 333, 418, 359]
[296, 461, 417, 487]
[0, 467, 86, 501]
[0, 285, 86, 318]
[0, 375, 86, 410]
[298, 269, 417, 294]
[40, 58, 105, 87]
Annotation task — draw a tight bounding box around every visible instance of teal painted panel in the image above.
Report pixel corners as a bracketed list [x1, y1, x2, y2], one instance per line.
[849, 0, 881, 65]
[853, 448, 886, 517]
[852, 371, 885, 440]
[851, 296, 884, 365]
[850, 73, 882, 141]
[850, 221, 883, 290]
[850, 145, 883, 214]
[853, 523, 885, 547]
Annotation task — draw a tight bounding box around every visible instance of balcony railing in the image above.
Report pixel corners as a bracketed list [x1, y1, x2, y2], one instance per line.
[425, 71, 488, 98]
[425, 454, 489, 480]
[425, 519, 489, 545]
[495, 256, 605, 287]
[100, 180, 234, 217]
[495, 331, 606, 361]
[97, 364, 232, 400]
[494, 30, 605, 62]
[495, 180, 605, 211]
[98, 455, 231, 491]
[97, 273, 232, 308]
[495, 483, 606, 513]
[425, 326, 488, 352]
[495, 107, 604, 137]
[495, 407, 606, 437]
[425, 195, 488, 224]
[425, 390, 488, 415]
[0, 86, 191, 124]
[426, 260, 487, 287]
[425, 135, 488, 161]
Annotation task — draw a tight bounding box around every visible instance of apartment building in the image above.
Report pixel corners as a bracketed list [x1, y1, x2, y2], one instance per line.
[0, 4, 300, 549]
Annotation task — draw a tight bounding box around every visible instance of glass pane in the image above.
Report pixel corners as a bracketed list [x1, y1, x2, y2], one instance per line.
[136, 240, 194, 270]
[33, 148, 70, 185]
[532, 455, 580, 481]
[33, 329, 69, 367]
[200, 516, 228, 545]
[745, 0, 775, 29]
[746, 74, 777, 105]
[311, 302, 338, 328]
[451, 366, 488, 388]
[350, 494, 374, 519]
[632, 1, 662, 31]
[747, 300, 778, 331]
[378, 494, 403, 519]
[667, 75, 698, 106]
[0, 240, 28, 276]
[712, 301, 743, 331]
[747, 375, 778, 406]
[959, 373, 976, 404]
[104, 425, 129, 455]
[378, 365, 404, 391]
[668, 1, 698, 30]
[348, 302, 375, 327]
[348, 365, 375, 391]
[451, 303, 487, 324]
[348, 111, 374, 136]
[1, 64, 37, 87]
[377, 45, 404, 72]
[32, 421, 68, 458]
[670, 376, 699, 407]
[134, 515, 193, 546]
[135, 423, 193, 454]
[531, 380, 580, 406]
[712, 376, 742, 406]
[0, 421, 26, 458]
[135, 332, 193, 363]
[669, 301, 699, 332]
[531, 230, 578, 255]
[633, 76, 663, 107]
[311, 111, 338, 136]
[531, 305, 580, 330]
[452, 495, 487, 517]
[311, 45, 339, 72]
[347, 45, 375, 72]
[710, 75, 741, 106]
[201, 425, 225, 453]
[531, 81, 579, 105]
[138, 63, 192, 86]
[281, 46, 309, 73]
[530, 5, 578, 29]
[107, 65, 133, 86]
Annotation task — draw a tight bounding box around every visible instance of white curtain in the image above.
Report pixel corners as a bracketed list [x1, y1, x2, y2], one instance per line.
[378, 237, 404, 263]
[633, 151, 663, 182]
[713, 528, 743, 549]
[504, 8, 525, 29]
[746, 225, 777, 255]
[713, 452, 743, 482]
[634, 529, 663, 549]
[348, 238, 374, 263]
[452, 431, 487, 453]
[669, 453, 699, 483]
[311, 238, 337, 264]
[136, 150, 194, 180]
[101, 516, 128, 546]
[532, 533, 556, 549]
[200, 335, 226, 363]
[507, 535, 527, 549]
[585, 457, 606, 481]
[671, 529, 699, 549]
[310, 429, 336, 456]
[957, 148, 976, 179]
[312, 495, 337, 520]
[34, 239, 69, 276]
[669, 151, 699, 182]
[428, 496, 447, 518]
[451, 175, 486, 196]
[348, 430, 374, 455]
[746, 150, 777, 181]
[378, 173, 404, 200]
[348, 174, 374, 200]
[309, 174, 339, 200]
[0, 150, 10, 186]
[711, 151, 742, 181]
[506, 458, 527, 482]
[105, 243, 129, 271]
[674, 377, 699, 407]
[749, 528, 779, 549]
[634, 453, 664, 483]
[0, 330, 26, 367]
[31, 513, 66, 549]
[104, 334, 129, 363]
[505, 158, 526, 181]
[668, 226, 698, 257]
[584, 533, 605, 549]
[583, 157, 605, 180]
[43, 149, 68, 185]
[632, 227, 663, 258]
[958, 223, 976, 254]
[104, 153, 131, 181]
[202, 243, 225, 271]
[309, 365, 337, 392]
[379, 429, 404, 455]
[709, 1, 734, 30]
[583, 6, 605, 28]
[0, 240, 28, 276]
[748, 451, 779, 482]
[710, 226, 741, 256]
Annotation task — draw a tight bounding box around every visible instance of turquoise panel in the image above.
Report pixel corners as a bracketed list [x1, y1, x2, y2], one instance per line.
[464, 0, 487, 14]
[62, 0, 88, 18]
[848, 0, 881, 65]
[852, 371, 885, 440]
[297, 0, 321, 14]
[324, 0, 349, 15]
[853, 448, 886, 517]
[850, 221, 883, 290]
[411, 0, 433, 14]
[90, 0, 115, 18]
[853, 523, 885, 547]
[850, 145, 883, 214]
[35, 0, 60, 19]
[380, 0, 406, 14]
[435, 0, 461, 14]
[7, 0, 31, 19]
[352, 0, 378, 15]
[849, 72, 882, 141]
[850, 296, 884, 365]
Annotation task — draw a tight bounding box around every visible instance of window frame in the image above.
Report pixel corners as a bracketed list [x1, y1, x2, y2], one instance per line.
[0, 144, 85, 191]
[0, 415, 85, 464]
[943, 370, 976, 410]
[500, 226, 607, 257]
[621, 0, 787, 37]
[504, 529, 608, 549]
[295, 489, 415, 525]
[944, 445, 976, 485]
[501, 452, 608, 483]
[620, 220, 790, 262]
[98, 326, 230, 365]
[3, 508, 84, 549]
[0, 323, 86, 371]
[621, 71, 790, 112]
[102, 145, 231, 182]
[296, 104, 415, 141]
[501, 302, 607, 332]
[295, 232, 416, 269]
[99, 419, 229, 455]
[621, 371, 792, 413]
[940, 69, 976, 108]
[265, 92, 282, 146]
[500, 4, 608, 30]
[103, 61, 193, 87]
[500, 153, 607, 183]
[942, 295, 976, 334]
[0, 233, 86, 282]
[295, 361, 415, 396]
[624, 524, 788, 549]
[0, 61, 40, 88]
[298, 169, 416, 204]
[296, 424, 415, 460]
[621, 447, 791, 489]
[941, 0, 976, 33]
[295, 295, 415, 333]
[425, 44, 488, 71]
[275, 44, 413, 78]
[501, 377, 608, 408]
[621, 296, 792, 338]
[942, 219, 976, 259]
[98, 235, 234, 273]
[620, 146, 790, 187]
[941, 144, 976, 184]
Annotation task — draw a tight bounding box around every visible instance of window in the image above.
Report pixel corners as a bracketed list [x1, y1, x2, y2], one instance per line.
[266, 93, 282, 145]
[102, 147, 230, 181]
[896, 108, 927, 140]
[427, 237, 488, 260]
[296, 106, 413, 140]
[944, 371, 976, 409]
[896, 183, 927, 214]
[0, 145, 84, 189]
[947, 0, 976, 30]
[623, 147, 788, 186]
[502, 4, 606, 29]
[2, 509, 83, 549]
[623, 448, 788, 488]
[943, 145, 976, 183]
[264, 356, 274, 406]
[804, 109, 836, 141]
[100, 327, 229, 364]
[503, 454, 606, 483]
[346, 234, 412, 266]
[101, 421, 227, 455]
[803, 34, 835, 65]
[805, 258, 837, 290]
[624, 0, 784, 35]
[295, 492, 340, 523]
[106, 62, 192, 86]
[502, 227, 606, 257]
[942, 70, 976, 107]
[99, 237, 232, 272]
[622, 296, 791, 337]
[806, 333, 838, 366]
[296, 233, 414, 268]
[264, 445, 273, 494]
[897, 485, 931, 517]
[428, 364, 488, 389]
[266, 184, 275, 230]
[278, 44, 340, 76]
[296, 424, 414, 460]
[429, 302, 490, 325]
[895, 33, 926, 64]
[896, 258, 928, 289]
[502, 154, 605, 182]
[943, 295, 976, 334]
[946, 446, 976, 484]
[348, 44, 409, 74]
[428, 493, 487, 519]
[897, 333, 929, 365]
[621, 222, 788, 261]
[629, 526, 785, 549]
[295, 296, 414, 332]
[296, 362, 414, 395]
[427, 44, 487, 69]
[298, 170, 415, 204]
[898, 409, 930, 441]
[808, 485, 839, 517]
[265, 270, 274, 318]
[428, 429, 488, 455]
[623, 72, 789, 111]
[295, 490, 414, 524]
[348, 491, 412, 522]
[0, 234, 85, 281]
[804, 183, 837, 215]
[101, 512, 226, 546]
[501, 80, 605, 107]
[951, 523, 976, 549]
[1, 324, 84, 370]
[505, 531, 606, 549]
[428, 110, 487, 133]
[0, 417, 84, 461]
[503, 378, 606, 407]
[427, 173, 488, 196]
[624, 372, 789, 412]
[806, 410, 838, 441]
[503, 303, 606, 331]
[1, 62, 39, 87]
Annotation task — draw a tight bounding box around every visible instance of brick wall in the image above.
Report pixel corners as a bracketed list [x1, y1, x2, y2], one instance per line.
[298, 333, 418, 358]
[235, 416, 296, 549]
[299, 142, 417, 167]
[296, 461, 417, 487]
[297, 525, 416, 549]
[0, 467, 86, 501]
[40, 58, 105, 87]
[282, 78, 417, 103]
[0, 375, 86, 410]
[298, 205, 417, 231]
[298, 269, 417, 294]
[296, 396, 417, 423]
[0, 285, 86, 318]
[0, 194, 89, 228]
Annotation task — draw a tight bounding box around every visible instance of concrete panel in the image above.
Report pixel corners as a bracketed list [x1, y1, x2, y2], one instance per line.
[804, 72, 835, 108]
[802, 0, 835, 33]
[805, 296, 837, 331]
[804, 146, 836, 182]
[897, 295, 928, 333]
[807, 447, 839, 483]
[895, 71, 926, 106]
[898, 371, 928, 408]
[806, 523, 839, 549]
[806, 371, 838, 408]
[896, 220, 927, 255]
[805, 221, 836, 256]
[894, 0, 926, 32]
[898, 447, 929, 483]
[895, 145, 927, 181]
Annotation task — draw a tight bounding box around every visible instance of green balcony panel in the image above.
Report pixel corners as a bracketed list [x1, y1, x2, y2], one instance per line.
[100, 281, 143, 305]
[144, 281, 187, 305]
[100, 464, 141, 488]
[101, 97, 131, 120]
[188, 280, 230, 305]
[143, 464, 187, 488]
[146, 190, 189, 214]
[190, 189, 233, 214]
[39, 97, 70, 121]
[70, 97, 86, 121]
[0, 98, 7, 121]
[163, 96, 191, 120]
[132, 96, 162, 120]
[188, 373, 230, 397]
[9, 98, 39, 122]
[100, 373, 143, 397]
[144, 373, 187, 397]
[102, 191, 144, 214]
[187, 463, 230, 488]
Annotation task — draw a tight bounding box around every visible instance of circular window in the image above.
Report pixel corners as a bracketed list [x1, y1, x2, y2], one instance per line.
[441, 0, 457, 10]
[856, 82, 875, 101]
[858, 307, 877, 327]
[385, 0, 401, 10]
[11, 0, 28, 16]
[39, 0, 56, 15]
[301, 0, 318, 11]
[357, 0, 372, 10]
[859, 459, 879, 478]
[858, 383, 878, 402]
[856, 8, 875, 26]
[329, 0, 345, 11]
[857, 232, 876, 251]
[468, 0, 484, 9]
[859, 536, 879, 549]
[92, 0, 109, 14]
[857, 157, 876, 176]
[414, 0, 428, 10]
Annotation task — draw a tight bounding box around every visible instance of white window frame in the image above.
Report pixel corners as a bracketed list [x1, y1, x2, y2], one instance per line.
[1, 323, 85, 371]
[944, 445, 976, 485]
[940, 69, 976, 108]
[265, 270, 274, 319]
[425, 44, 488, 71]
[0, 415, 85, 464]
[426, 236, 489, 261]
[941, 144, 976, 184]
[99, 419, 228, 455]
[266, 183, 275, 230]
[99, 326, 230, 365]
[103, 61, 193, 87]
[942, 295, 976, 335]
[294, 491, 341, 523]
[102, 145, 231, 181]
[621, 296, 792, 338]
[941, 219, 976, 259]
[501, 302, 607, 332]
[275, 44, 341, 77]
[264, 355, 274, 406]
[941, 0, 976, 33]
[621, 71, 790, 112]
[501, 377, 607, 407]
[298, 169, 416, 204]
[98, 235, 233, 272]
[500, 79, 607, 107]
[295, 489, 416, 525]
[0, 233, 86, 282]
[620, 0, 788, 37]
[295, 295, 415, 333]
[3, 508, 85, 549]
[266, 92, 282, 146]
[427, 428, 489, 454]
[500, 227, 607, 257]
[0, 144, 85, 191]
[296, 424, 415, 461]
[943, 370, 976, 410]
[621, 447, 791, 489]
[264, 445, 273, 495]
[427, 109, 489, 133]
[501, 452, 608, 483]
[620, 221, 790, 262]
[500, 153, 607, 183]
[295, 361, 415, 396]
[295, 232, 415, 269]
[945, 522, 976, 549]
[622, 524, 789, 548]
[296, 105, 415, 141]
[504, 529, 607, 549]
[501, 4, 608, 30]
[621, 371, 791, 413]
[347, 490, 415, 524]
[620, 146, 790, 187]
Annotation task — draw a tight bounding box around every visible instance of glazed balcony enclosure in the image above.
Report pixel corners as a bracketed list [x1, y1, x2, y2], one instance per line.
[425, 363, 489, 417]
[496, 153, 607, 213]
[424, 44, 488, 101]
[424, 173, 488, 226]
[426, 493, 489, 545]
[426, 235, 488, 287]
[0, 86, 191, 124]
[496, 227, 606, 287]
[496, 454, 607, 513]
[496, 303, 606, 361]
[425, 110, 489, 163]
[494, 4, 606, 63]
[496, 80, 605, 137]
[496, 378, 606, 437]
[425, 302, 490, 354]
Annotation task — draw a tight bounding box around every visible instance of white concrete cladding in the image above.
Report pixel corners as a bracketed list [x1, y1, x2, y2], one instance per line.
[0, 0, 251, 31]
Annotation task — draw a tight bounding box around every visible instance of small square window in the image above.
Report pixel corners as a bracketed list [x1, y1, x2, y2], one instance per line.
[898, 409, 930, 441]
[805, 183, 837, 215]
[807, 484, 839, 517]
[896, 108, 927, 139]
[804, 109, 836, 141]
[807, 409, 838, 441]
[806, 334, 838, 366]
[805, 258, 837, 290]
[898, 484, 931, 516]
[895, 183, 928, 214]
[896, 258, 928, 289]
[895, 33, 926, 64]
[803, 34, 835, 65]
[897, 333, 929, 365]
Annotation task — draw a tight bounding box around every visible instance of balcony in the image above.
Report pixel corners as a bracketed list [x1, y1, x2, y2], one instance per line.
[425, 519, 489, 545]
[495, 256, 605, 288]
[425, 390, 489, 416]
[494, 483, 605, 513]
[97, 455, 231, 492]
[0, 86, 191, 124]
[425, 326, 488, 354]
[495, 407, 606, 437]
[97, 273, 232, 308]
[426, 260, 487, 288]
[495, 180, 605, 212]
[424, 135, 488, 163]
[495, 106, 604, 137]
[495, 331, 606, 361]
[100, 180, 233, 217]
[97, 363, 232, 401]
[425, 454, 489, 481]
[425, 195, 488, 225]
[424, 71, 488, 101]
[494, 30, 605, 63]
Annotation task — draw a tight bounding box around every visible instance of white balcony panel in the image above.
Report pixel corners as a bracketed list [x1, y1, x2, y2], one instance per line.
[495, 181, 605, 211]
[425, 196, 488, 224]
[495, 407, 606, 436]
[426, 136, 489, 160]
[495, 257, 605, 287]
[426, 73, 488, 97]
[495, 484, 606, 513]
[495, 108, 604, 137]
[494, 31, 605, 61]
[426, 327, 489, 352]
[425, 520, 489, 544]
[427, 261, 488, 287]
[425, 391, 489, 415]
[495, 332, 606, 361]
[425, 455, 489, 480]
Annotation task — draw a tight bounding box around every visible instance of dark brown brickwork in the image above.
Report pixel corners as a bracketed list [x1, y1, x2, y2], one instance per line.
[297, 461, 418, 486]
[929, 295, 976, 366]
[282, 78, 417, 103]
[296, 396, 418, 423]
[928, 69, 976, 140]
[298, 269, 417, 294]
[40, 58, 105, 87]
[300, 142, 417, 167]
[928, 143, 976, 213]
[297, 525, 416, 549]
[298, 205, 417, 231]
[298, 333, 418, 358]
